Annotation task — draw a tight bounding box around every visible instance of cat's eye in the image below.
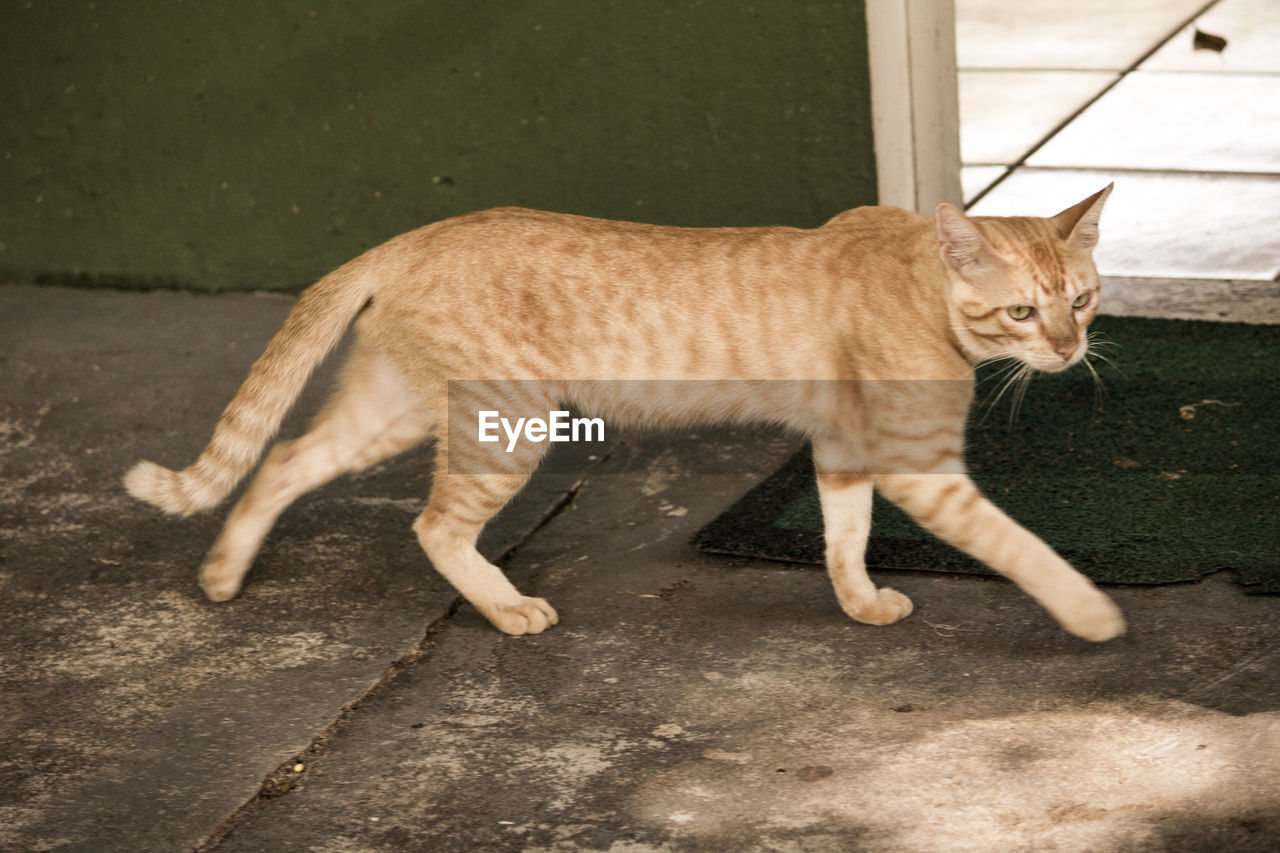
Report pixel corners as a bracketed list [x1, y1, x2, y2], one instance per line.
[1007, 305, 1035, 321]
[1071, 292, 1092, 309]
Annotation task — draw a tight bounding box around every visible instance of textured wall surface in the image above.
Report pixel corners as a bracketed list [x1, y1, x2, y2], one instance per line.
[1, 1, 874, 291]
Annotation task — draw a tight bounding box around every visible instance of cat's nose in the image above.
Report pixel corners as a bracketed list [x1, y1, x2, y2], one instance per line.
[1055, 340, 1079, 361]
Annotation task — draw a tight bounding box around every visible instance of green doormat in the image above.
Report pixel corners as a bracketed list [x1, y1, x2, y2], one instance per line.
[692, 316, 1280, 592]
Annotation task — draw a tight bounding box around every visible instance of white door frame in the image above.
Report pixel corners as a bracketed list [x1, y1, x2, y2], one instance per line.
[865, 0, 963, 212]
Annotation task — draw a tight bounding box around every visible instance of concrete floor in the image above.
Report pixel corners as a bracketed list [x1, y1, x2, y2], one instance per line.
[2, 269, 1279, 853]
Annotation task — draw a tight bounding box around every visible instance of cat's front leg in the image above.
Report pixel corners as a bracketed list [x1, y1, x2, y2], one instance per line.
[415, 409, 561, 636]
[813, 439, 913, 627]
[875, 472, 1124, 641]
[414, 501, 559, 635]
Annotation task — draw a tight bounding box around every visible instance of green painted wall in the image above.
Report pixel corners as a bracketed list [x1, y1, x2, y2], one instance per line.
[2, 1, 875, 292]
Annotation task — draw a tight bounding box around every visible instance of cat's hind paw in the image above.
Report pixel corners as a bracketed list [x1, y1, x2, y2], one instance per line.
[842, 586, 914, 627]
[484, 596, 560, 635]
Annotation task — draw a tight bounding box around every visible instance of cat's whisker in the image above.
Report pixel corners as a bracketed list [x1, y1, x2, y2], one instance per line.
[1088, 350, 1119, 370]
[968, 344, 1025, 373]
[928, 323, 1035, 426]
[1008, 365, 1035, 424]
[978, 362, 1032, 425]
[973, 358, 1022, 405]
[1086, 332, 1124, 373]
[1086, 351, 1124, 380]
[975, 355, 1024, 384]
[1083, 356, 1108, 408]
[949, 325, 1019, 366]
[1087, 330, 1118, 347]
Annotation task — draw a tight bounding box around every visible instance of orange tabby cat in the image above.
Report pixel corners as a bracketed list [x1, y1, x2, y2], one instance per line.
[125, 186, 1124, 641]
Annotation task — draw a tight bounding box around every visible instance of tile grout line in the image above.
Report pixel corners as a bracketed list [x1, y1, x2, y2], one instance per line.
[191, 443, 623, 852]
[960, 67, 1279, 77]
[979, 165, 1280, 181]
[964, 0, 1225, 210]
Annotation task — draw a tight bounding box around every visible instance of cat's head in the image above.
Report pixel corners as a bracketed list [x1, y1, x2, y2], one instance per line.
[936, 184, 1113, 374]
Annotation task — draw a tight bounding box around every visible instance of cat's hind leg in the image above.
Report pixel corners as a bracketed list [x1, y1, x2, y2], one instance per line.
[198, 343, 434, 601]
[813, 437, 914, 626]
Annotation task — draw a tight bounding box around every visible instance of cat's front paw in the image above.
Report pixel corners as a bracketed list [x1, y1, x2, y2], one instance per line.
[842, 586, 914, 627]
[199, 558, 244, 602]
[484, 596, 560, 635]
[1057, 588, 1125, 642]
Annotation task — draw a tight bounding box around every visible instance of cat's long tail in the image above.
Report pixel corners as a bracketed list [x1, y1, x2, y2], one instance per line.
[123, 263, 374, 516]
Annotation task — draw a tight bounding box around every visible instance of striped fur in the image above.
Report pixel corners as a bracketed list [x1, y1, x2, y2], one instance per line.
[126, 186, 1124, 641]
[124, 264, 377, 515]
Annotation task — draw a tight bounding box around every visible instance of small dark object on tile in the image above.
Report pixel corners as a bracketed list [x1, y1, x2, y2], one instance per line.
[1193, 28, 1228, 52]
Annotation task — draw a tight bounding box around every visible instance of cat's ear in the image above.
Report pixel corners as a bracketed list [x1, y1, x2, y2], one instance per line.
[1052, 183, 1114, 251]
[935, 202, 995, 273]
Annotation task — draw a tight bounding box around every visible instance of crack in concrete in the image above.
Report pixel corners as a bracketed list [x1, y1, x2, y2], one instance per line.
[191, 599, 462, 853]
[194, 442, 621, 851]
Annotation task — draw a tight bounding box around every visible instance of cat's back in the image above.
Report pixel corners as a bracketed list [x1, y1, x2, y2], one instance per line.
[432, 204, 932, 249]
[408, 206, 760, 256]
[374, 206, 830, 308]
[371, 204, 948, 324]
[820, 204, 934, 248]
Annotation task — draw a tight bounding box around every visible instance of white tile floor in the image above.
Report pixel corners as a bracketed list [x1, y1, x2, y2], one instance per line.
[956, 0, 1280, 282]
[955, 0, 1208, 71]
[959, 70, 1117, 165]
[1029, 72, 1280, 173]
[1143, 0, 1280, 73]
